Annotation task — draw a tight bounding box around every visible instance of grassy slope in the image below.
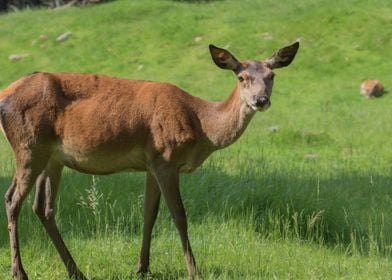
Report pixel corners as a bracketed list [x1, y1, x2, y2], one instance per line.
[1, 0, 392, 279]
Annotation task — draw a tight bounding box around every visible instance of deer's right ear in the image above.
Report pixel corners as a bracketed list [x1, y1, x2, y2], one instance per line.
[209, 44, 240, 72]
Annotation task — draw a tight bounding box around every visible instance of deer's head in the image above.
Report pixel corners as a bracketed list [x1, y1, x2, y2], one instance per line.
[209, 42, 299, 111]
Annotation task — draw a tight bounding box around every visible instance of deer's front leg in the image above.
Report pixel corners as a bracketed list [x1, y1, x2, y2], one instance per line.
[137, 172, 161, 274]
[153, 166, 196, 279]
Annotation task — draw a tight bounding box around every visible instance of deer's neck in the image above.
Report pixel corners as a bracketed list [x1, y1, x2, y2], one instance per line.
[200, 84, 255, 149]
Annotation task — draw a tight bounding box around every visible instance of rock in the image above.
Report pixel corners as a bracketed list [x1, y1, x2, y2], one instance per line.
[262, 32, 273, 40]
[56, 31, 72, 42]
[268, 125, 279, 133]
[9, 54, 28, 62]
[360, 80, 384, 98]
[39, 34, 48, 41]
[194, 36, 203, 43]
[305, 153, 318, 160]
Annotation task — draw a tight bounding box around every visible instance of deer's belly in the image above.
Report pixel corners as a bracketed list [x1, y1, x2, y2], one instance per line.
[52, 144, 147, 174]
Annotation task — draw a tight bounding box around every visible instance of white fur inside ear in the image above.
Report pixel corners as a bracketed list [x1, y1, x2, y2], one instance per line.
[218, 52, 225, 58]
[267, 41, 299, 69]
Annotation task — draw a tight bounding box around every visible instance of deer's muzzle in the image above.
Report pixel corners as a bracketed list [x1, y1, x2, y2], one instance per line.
[254, 96, 271, 111]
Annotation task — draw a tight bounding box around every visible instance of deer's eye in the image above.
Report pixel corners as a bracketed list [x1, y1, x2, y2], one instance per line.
[238, 76, 244, 82]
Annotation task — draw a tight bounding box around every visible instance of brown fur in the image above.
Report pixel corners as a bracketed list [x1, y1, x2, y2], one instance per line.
[1, 73, 214, 172]
[1, 42, 299, 280]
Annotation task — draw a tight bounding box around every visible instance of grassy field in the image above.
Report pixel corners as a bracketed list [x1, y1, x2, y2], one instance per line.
[1, 0, 392, 279]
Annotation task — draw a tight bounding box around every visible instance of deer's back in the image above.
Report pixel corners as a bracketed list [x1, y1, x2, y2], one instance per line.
[0, 72, 208, 173]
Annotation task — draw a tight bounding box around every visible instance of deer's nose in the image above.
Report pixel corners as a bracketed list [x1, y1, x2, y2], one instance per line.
[255, 96, 270, 108]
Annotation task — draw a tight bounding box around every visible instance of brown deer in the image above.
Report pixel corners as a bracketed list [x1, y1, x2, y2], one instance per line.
[1, 42, 299, 280]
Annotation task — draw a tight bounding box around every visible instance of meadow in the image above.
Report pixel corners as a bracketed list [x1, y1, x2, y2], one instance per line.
[0, 0, 392, 279]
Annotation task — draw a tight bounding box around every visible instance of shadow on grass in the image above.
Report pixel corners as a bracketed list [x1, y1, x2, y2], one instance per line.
[183, 164, 392, 255]
[90, 271, 187, 280]
[0, 163, 391, 258]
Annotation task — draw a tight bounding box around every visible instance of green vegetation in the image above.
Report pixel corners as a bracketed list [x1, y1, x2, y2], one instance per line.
[1, 0, 392, 279]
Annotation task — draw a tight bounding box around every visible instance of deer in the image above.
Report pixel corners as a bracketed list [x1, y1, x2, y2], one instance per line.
[1, 41, 299, 280]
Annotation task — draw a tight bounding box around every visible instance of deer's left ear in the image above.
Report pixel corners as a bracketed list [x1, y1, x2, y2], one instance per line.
[209, 44, 241, 72]
[266, 41, 300, 69]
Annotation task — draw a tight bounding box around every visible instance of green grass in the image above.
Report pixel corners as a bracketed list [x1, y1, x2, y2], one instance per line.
[1, 0, 392, 279]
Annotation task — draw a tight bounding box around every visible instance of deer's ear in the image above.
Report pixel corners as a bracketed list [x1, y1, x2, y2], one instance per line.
[209, 44, 240, 72]
[266, 41, 300, 69]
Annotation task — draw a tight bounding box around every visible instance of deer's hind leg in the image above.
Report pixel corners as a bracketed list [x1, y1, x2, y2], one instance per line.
[5, 151, 49, 280]
[32, 160, 87, 280]
[137, 171, 161, 275]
